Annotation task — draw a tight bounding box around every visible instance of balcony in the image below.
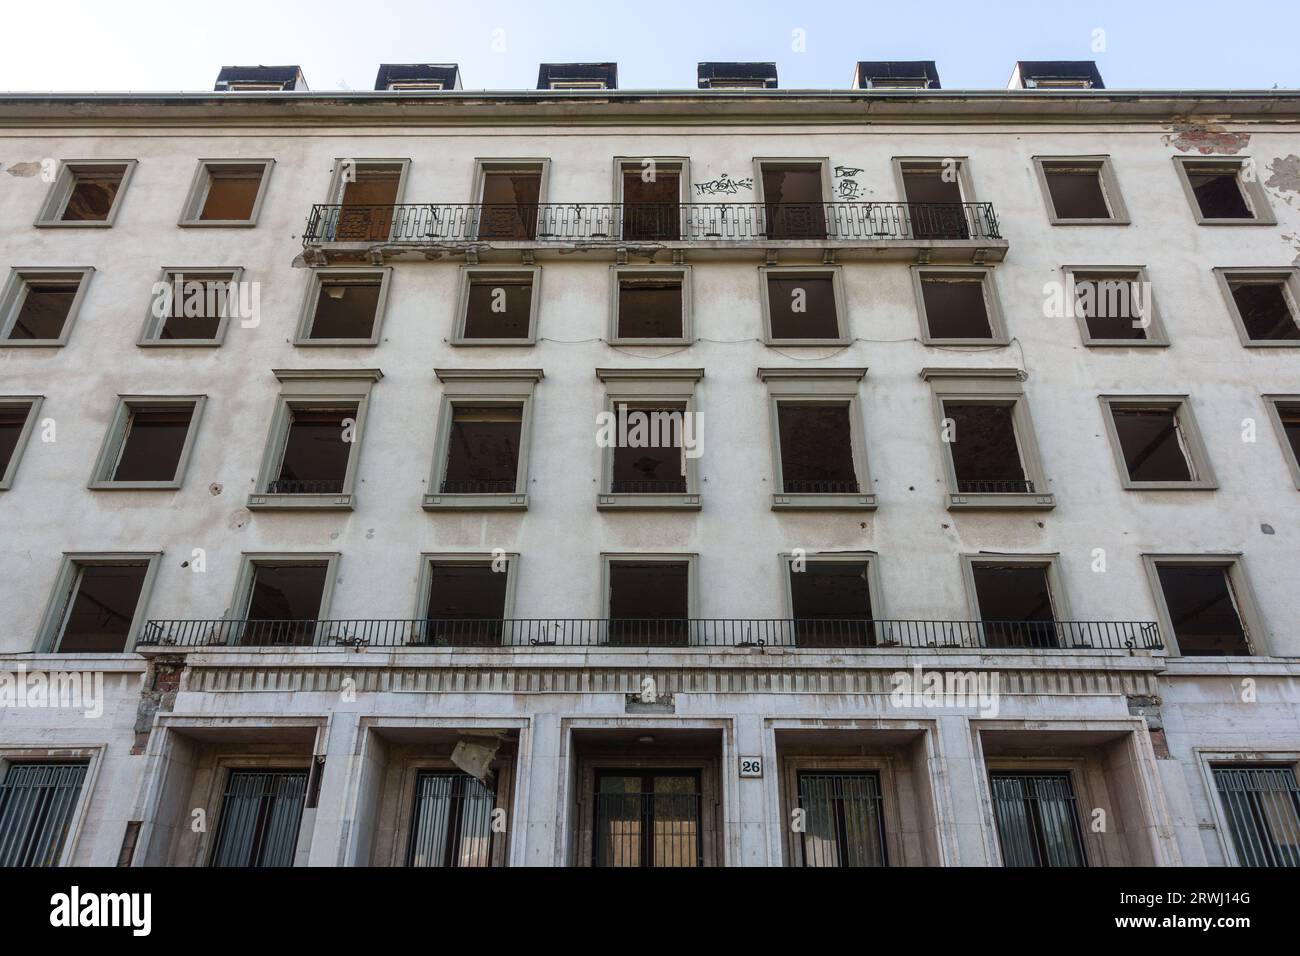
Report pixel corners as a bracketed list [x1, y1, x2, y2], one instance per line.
[139, 617, 1161, 651]
[300, 201, 1005, 265]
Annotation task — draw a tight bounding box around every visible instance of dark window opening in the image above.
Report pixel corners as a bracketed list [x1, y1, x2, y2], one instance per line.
[463, 276, 533, 339]
[761, 165, 826, 239]
[1188, 166, 1252, 219]
[60, 168, 126, 222]
[423, 562, 508, 647]
[607, 561, 689, 646]
[790, 561, 873, 648]
[617, 276, 683, 339]
[1230, 281, 1300, 341]
[1213, 766, 1300, 868]
[971, 564, 1058, 649]
[109, 404, 194, 482]
[1074, 276, 1148, 340]
[610, 407, 685, 493]
[308, 277, 382, 340]
[1042, 163, 1111, 219]
[478, 169, 542, 240]
[944, 403, 1030, 493]
[797, 771, 887, 866]
[1110, 406, 1194, 482]
[56, 562, 149, 653]
[157, 276, 235, 340]
[0, 762, 89, 867]
[777, 403, 857, 493]
[210, 770, 308, 867]
[767, 274, 839, 340]
[336, 165, 401, 240]
[594, 770, 702, 867]
[442, 405, 522, 494]
[198, 165, 265, 220]
[622, 167, 681, 240]
[901, 164, 969, 239]
[920, 275, 993, 339]
[406, 771, 496, 867]
[271, 404, 357, 494]
[1157, 565, 1251, 656]
[990, 772, 1086, 867]
[7, 280, 79, 340]
[242, 563, 329, 646]
[0, 404, 33, 475]
[1277, 403, 1300, 462]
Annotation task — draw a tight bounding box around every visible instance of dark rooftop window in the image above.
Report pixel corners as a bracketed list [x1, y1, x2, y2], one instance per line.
[1011, 60, 1104, 90]
[214, 65, 307, 92]
[853, 61, 941, 90]
[537, 63, 617, 90]
[374, 63, 462, 91]
[697, 62, 778, 89]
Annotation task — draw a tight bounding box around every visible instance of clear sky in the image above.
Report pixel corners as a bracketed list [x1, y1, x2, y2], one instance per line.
[1, 0, 1297, 92]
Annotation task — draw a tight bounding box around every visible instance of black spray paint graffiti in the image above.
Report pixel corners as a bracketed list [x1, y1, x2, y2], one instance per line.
[834, 165, 865, 200]
[694, 173, 754, 196]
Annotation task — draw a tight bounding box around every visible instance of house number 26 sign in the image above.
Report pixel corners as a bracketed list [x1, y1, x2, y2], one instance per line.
[739, 756, 763, 778]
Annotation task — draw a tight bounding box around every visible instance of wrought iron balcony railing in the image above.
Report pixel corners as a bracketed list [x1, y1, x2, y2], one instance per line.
[439, 478, 517, 494]
[139, 617, 1161, 651]
[303, 201, 1001, 245]
[956, 478, 1036, 494]
[266, 478, 346, 495]
[783, 479, 861, 494]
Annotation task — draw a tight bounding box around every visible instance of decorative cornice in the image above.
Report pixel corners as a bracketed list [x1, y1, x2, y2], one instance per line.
[920, 366, 1027, 382]
[758, 367, 867, 382]
[434, 368, 544, 383]
[273, 368, 383, 383]
[596, 367, 705, 383]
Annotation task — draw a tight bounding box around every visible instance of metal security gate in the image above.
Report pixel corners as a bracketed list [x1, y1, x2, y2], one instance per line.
[1213, 766, 1300, 867]
[209, 769, 308, 867]
[797, 771, 888, 866]
[0, 763, 88, 867]
[593, 771, 702, 867]
[990, 772, 1087, 867]
[405, 772, 496, 867]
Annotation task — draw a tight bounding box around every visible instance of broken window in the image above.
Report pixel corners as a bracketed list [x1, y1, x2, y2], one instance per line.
[441, 405, 522, 494]
[190, 162, 269, 222]
[777, 404, 858, 493]
[1040, 161, 1113, 220]
[789, 560, 874, 648]
[616, 274, 684, 340]
[607, 560, 689, 646]
[335, 162, 404, 240]
[210, 770, 308, 867]
[0, 403, 34, 480]
[1275, 402, 1300, 466]
[303, 274, 384, 341]
[970, 563, 1059, 648]
[944, 403, 1030, 493]
[0, 762, 89, 867]
[610, 406, 686, 493]
[55, 164, 130, 222]
[1109, 406, 1196, 482]
[1, 274, 84, 342]
[1213, 766, 1300, 868]
[989, 772, 1086, 867]
[796, 771, 887, 866]
[422, 561, 508, 646]
[1073, 273, 1149, 341]
[621, 162, 682, 240]
[242, 561, 329, 646]
[98, 402, 197, 484]
[462, 273, 534, 340]
[270, 405, 357, 494]
[1228, 278, 1300, 341]
[1156, 564, 1251, 656]
[406, 772, 497, 867]
[1186, 163, 1254, 219]
[765, 272, 841, 341]
[54, 562, 150, 653]
[760, 164, 827, 239]
[900, 162, 969, 239]
[477, 166, 543, 239]
[594, 770, 702, 867]
[919, 273, 995, 339]
[147, 270, 239, 342]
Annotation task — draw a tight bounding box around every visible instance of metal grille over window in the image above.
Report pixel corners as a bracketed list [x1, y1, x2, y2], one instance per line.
[405, 771, 496, 867]
[0, 762, 88, 867]
[796, 771, 887, 866]
[1213, 766, 1300, 867]
[209, 769, 308, 867]
[989, 772, 1087, 867]
[594, 772, 702, 867]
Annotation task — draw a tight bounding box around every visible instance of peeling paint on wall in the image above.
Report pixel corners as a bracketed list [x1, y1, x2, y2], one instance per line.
[1161, 116, 1250, 154]
[4, 162, 41, 177]
[1265, 154, 1300, 193]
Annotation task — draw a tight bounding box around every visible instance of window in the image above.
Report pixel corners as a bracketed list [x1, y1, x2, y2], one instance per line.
[1263, 396, 1300, 489]
[230, 554, 337, 647]
[894, 157, 973, 239]
[0, 762, 89, 866]
[38, 554, 160, 653]
[417, 555, 515, 646]
[964, 558, 1065, 649]
[786, 554, 879, 648]
[210, 770, 308, 867]
[603, 555, 694, 646]
[594, 770, 702, 867]
[923, 368, 1054, 510]
[989, 772, 1087, 867]
[759, 267, 847, 344]
[597, 369, 702, 510]
[35, 161, 136, 226]
[912, 267, 1007, 344]
[327, 159, 408, 241]
[179, 160, 273, 226]
[453, 267, 539, 345]
[474, 160, 547, 240]
[0, 268, 93, 346]
[407, 772, 497, 867]
[610, 267, 690, 344]
[755, 160, 829, 239]
[796, 771, 887, 866]
[550, 80, 606, 90]
[1212, 765, 1300, 867]
[1215, 268, 1300, 346]
[295, 269, 391, 345]
[1174, 157, 1275, 225]
[0, 397, 42, 490]
[1065, 267, 1166, 346]
[759, 367, 874, 510]
[864, 77, 929, 89]
[1100, 396, 1216, 490]
[1144, 556, 1262, 656]
[426, 369, 541, 510]
[249, 369, 381, 510]
[89, 396, 205, 489]
[616, 157, 686, 240]
[1033, 156, 1128, 224]
[139, 267, 244, 345]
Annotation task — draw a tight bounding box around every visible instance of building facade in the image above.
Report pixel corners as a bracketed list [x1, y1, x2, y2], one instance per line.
[1, 60, 1299, 868]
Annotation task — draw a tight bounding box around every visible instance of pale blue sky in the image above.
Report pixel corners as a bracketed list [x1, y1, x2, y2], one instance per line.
[1, 0, 1297, 92]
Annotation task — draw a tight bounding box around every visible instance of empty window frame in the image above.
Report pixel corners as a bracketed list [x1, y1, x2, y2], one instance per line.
[37, 553, 160, 653]
[923, 368, 1055, 510]
[179, 159, 274, 226]
[795, 770, 889, 866]
[209, 769, 309, 867]
[425, 369, 541, 510]
[0, 396, 42, 490]
[35, 161, 136, 226]
[229, 554, 338, 647]
[989, 771, 1087, 867]
[1033, 156, 1128, 224]
[0, 267, 94, 346]
[962, 556, 1067, 649]
[615, 157, 687, 241]
[1212, 764, 1300, 868]
[893, 157, 975, 240]
[912, 266, 1007, 344]
[596, 368, 703, 510]
[610, 266, 690, 344]
[1099, 396, 1217, 490]
[473, 159, 548, 240]
[1174, 157, 1276, 225]
[0, 761, 91, 867]
[416, 554, 517, 647]
[406, 771, 499, 866]
[1263, 395, 1300, 489]
[326, 159, 409, 241]
[294, 268, 391, 345]
[249, 370, 381, 510]
[593, 769, 703, 867]
[1215, 268, 1300, 346]
[1065, 266, 1166, 346]
[89, 396, 205, 489]
[784, 553, 880, 649]
[754, 159, 830, 239]
[139, 267, 245, 345]
[453, 267, 540, 345]
[759, 367, 874, 510]
[1143, 555, 1263, 657]
[601, 554, 696, 647]
[759, 266, 848, 344]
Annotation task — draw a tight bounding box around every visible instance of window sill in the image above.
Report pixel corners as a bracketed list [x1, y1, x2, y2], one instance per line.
[1194, 218, 1276, 226]
[764, 337, 851, 347]
[1121, 482, 1219, 492]
[137, 338, 223, 348]
[89, 481, 182, 491]
[771, 492, 876, 511]
[449, 338, 537, 347]
[947, 492, 1056, 511]
[1047, 218, 1131, 226]
[247, 492, 354, 510]
[423, 493, 528, 511]
[1238, 340, 1300, 349]
[0, 340, 66, 348]
[608, 338, 693, 347]
[292, 338, 380, 347]
[33, 220, 115, 229]
[178, 220, 258, 228]
[597, 493, 701, 511]
[1082, 338, 1169, 348]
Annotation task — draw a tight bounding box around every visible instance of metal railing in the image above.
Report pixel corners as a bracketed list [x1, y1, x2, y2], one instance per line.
[783, 479, 861, 494]
[439, 478, 517, 494]
[266, 478, 345, 495]
[139, 617, 1162, 650]
[303, 201, 1002, 245]
[609, 478, 688, 494]
[956, 478, 1036, 494]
